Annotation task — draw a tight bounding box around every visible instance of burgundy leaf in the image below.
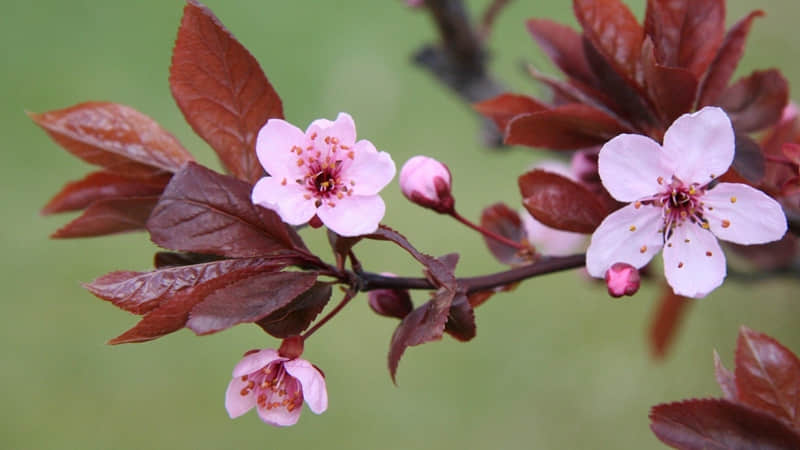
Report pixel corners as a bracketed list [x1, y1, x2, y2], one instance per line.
[480, 203, 530, 265]
[153, 252, 223, 269]
[86, 257, 291, 315]
[51, 196, 159, 238]
[714, 350, 738, 400]
[506, 104, 627, 150]
[146, 162, 301, 257]
[42, 171, 171, 215]
[473, 94, 548, 133]
[643, 0, 725, 78]
[525, 19, 597, 87]
[573, 0, 644, 82]
[326, 230, 363, 270]
[444, 294, 475, 342]
[735, 326, 800, 428]
[718, 70, 789, 133]
[388, 287, 458, 383]
[29, 102, 193, 177]
[697, 10, 764, 108]
[648, 284, 692, 359]
[518, 169, 607, 233]
[366, 226, 456, 289]
[650, 399, 800, 450]
[730, 134, 765, 185]
[170, 0, 283, 185]
[187, 271, 317, 335]
[256, 282, 333, 338]
[641, 38, 698, 125]
[436, 253, 460, 274]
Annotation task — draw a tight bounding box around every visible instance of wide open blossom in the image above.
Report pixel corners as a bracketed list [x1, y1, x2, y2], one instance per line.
[252, 113, 396, 237]
[225, 349, 327, 427]
[586, 107, 787, 298]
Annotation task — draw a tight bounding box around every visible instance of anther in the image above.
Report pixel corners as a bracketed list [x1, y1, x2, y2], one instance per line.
[629, 225, 636, 232]
[721, 220, 730, 228]
[296, 159, 304, 167]
[281, 178, 287, 186]
[634, 201, 641, 209]
[701, 223, 710, 230]
[639, 245, 647, 254]
[310, 132, 317, 140]
[657, 176, 664, 185]
[678, 262, 684, 268]
[348, 151, 355, 160]
[730, 196, 737, 204]
[706, 251, 712, 257]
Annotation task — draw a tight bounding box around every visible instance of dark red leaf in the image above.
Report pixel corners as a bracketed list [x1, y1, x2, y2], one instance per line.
[187, 271, 317, 335]
[29, 102, 193, 177]
[473, 94, 548, 133]
[444, 294, 475, 342]
[525, 19, 597, 87]
[735, 326, 800, 428]
[170, 0, 283, 184]
[51, 196, 159, 238]
[518, 169, 607, 233]
[146, 162, 301, 257]
[573, 0, 643, 82]
[718, 70, 789, 133]
[326, 230, 363, 270]
[256, 282, 332, 338]
[86, 257, 291, 315]
[648, 284, 692, 359]
[697, 10, 764, 108]
[42, 171, 171, 215]
[388, 287, 458, 383]
[366, 226, 456, 289]
[644, 0, 725, 78]
[650, 398, 800, 449]
[480, 203, 530, 265]
[506, 104, 627, 150]
[714, 350, 738, 400]
[730, 134, 765, 185]
[153, 252, 223, 269]
[641, 38, 698, 124]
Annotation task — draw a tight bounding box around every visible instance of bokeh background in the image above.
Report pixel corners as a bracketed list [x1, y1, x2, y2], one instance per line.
[2, 0, 799, 448]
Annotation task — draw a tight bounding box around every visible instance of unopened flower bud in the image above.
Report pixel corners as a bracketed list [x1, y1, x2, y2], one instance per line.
[278, 335, 304, 359]
[605, 262, 640, 298]
[399, 156, 454, 213]
[367, 274, 413, 319]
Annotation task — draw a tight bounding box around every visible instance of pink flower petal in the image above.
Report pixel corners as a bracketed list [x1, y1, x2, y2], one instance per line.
[585, 203, 664, 277]
[662, 107, 734, 185]
[520, 210, 585, 256]
[703, 183, 787, 245]
[317, 194, 385, 237]
[232, 349, 281, 377]
[598, 134, 672, 202]
[662, 224, 726, 298]
[284, 359, 328, 415]
[256, 402, 302, 427]
[255, 119, 306, 179]
[225, 376, 256, 418]
[307, 112, 357, 148]
[252, 178, 317, 226]
[345, 140, 396, 196]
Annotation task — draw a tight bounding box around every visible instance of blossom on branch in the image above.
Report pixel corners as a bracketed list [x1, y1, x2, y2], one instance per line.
[586, 107, 787, 298]
[399, 155, 454, 213]
[225, 349, 327, 427]
[252, 113, 396, 237]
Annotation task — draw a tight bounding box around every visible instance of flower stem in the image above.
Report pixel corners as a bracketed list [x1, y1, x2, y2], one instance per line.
[450, 210, 527, 251]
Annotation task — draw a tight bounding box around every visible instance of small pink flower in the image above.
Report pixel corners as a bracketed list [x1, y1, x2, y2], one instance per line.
[399, 155, 454, 213]
[586, 107, 787, 298]
[225, 349, 327, 427]
[252, 113, 396, 237]
[605, 263, 640, 298]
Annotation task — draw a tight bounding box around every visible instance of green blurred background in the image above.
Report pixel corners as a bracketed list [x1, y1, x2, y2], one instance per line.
[2, 1, 798, 448]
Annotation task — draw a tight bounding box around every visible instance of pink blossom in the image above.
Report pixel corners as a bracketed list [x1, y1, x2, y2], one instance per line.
[252, 113, 396, 237]
[605, 263, 640, 298]
[225, 349, 327, 427]
[399, 155, 454, 213]
[586, 107, 787, 298]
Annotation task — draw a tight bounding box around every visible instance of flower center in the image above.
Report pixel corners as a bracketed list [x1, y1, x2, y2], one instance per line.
[290, 133, 356, 209]
[239, 361, 303, 413]
[657, 181, 708, 238]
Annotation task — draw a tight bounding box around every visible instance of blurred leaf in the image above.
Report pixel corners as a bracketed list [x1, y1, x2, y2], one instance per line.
[170, 0, 283, 185]
[641, 38, 698, 124]
[51, 196, 159, 238]
[444, 294, 475, 342]
[42, 171, 171, 215]
[573, 0, 643, 81]
[256, 282, 333, 338]
[697, 10, 764, 108]
[480, 203, 530, 265]
[525, 18, 597, 87]
[29, 102, 193, 177]
[473, 94, 547, 133]
[506, 104, 626, 149]
[648, 284, 691, 359]
[730, 134, 765, 185]
[735, 326, 800, 428]
[86, 257, 292, 315]
[327, 230, 363, 270]
[719, 70, 789, 133]
[186, 271, 317, 335]
[714, 350, 738, 400]
[153, 252, 223, 269]
[366, 226, 456, 288]
[519, 169, 606, 233]
[146, 162, 301, 258]
[650, 399, 800, 449]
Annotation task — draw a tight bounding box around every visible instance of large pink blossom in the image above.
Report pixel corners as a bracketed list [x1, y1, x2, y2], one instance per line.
[252, 113, 396, 237]
[225, 349, 327, 427]
[586, 107, 787, 298]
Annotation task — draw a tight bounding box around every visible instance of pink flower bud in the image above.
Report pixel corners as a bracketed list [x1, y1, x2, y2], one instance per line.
[605, 262, 641, 298]
[367, 274, 413, 319]
[399, 156, 454, 213]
